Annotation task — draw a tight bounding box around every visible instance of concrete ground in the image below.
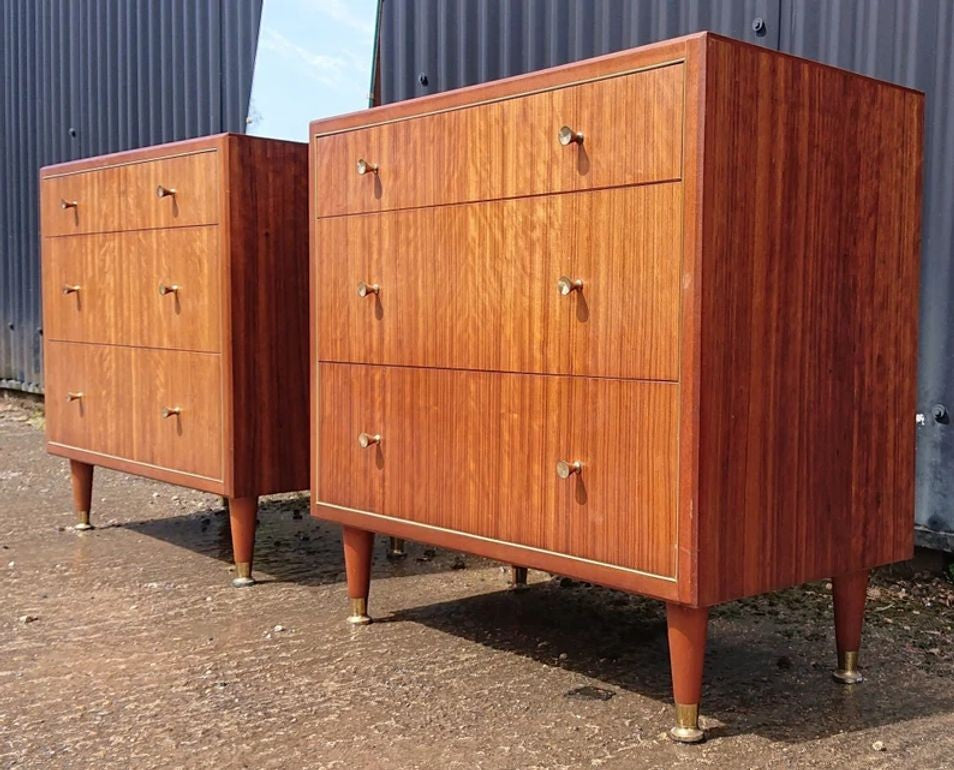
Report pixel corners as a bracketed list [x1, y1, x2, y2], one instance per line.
[1, 396, 953, 770]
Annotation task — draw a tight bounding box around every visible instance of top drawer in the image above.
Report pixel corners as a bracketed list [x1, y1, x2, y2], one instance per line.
[314, 63, 683, 217]
[42, 150, 220, 236]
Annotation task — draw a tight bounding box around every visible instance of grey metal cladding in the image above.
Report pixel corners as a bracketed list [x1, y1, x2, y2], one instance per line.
[376, 0, 778, 103]
[0, 0, 263, 393]
[375, 0, 954, 548]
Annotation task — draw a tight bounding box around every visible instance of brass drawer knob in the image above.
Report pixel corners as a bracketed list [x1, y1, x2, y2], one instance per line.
[161, 406, 182, 418]
[557, 276, 584, 296]
[156, 185, 177, 198]
[558, 126, 584, 146]
[556, 460, 582, 479]
[65, 391, 84, 402]
[60, 198, 78, 209]
[158, 283, 180, 296]
[62, 284, 81, 295]
[357, 281, 380, 297]
[356, 158, 379, 175]
[358, 432, 381, 448]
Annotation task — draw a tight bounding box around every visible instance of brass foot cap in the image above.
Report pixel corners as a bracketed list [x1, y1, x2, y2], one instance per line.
[670, 704, 705, 744]
[386, 550, 408, 560]
[232, 562, 253, 588]
[669, 725, 706, 744]
[347, 597, 371, 625]
[833, 651, 862, 684]
[73, 522, 94, 531]
[832, 668, 863, 684]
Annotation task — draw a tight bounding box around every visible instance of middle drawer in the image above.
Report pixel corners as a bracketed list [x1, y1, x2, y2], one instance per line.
[316, 183, 681, 381]
[44, 226, 221, 352]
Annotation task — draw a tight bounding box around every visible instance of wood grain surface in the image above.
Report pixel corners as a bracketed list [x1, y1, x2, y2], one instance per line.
[44, 226, 221, 352]
[316, 184, 681, 380]
[310, 33, 922, 610]
[41, 149, 219, 236]
[313, 63, 683, 216]
[317, 363, 679, 578]
[225, 134, 311, 498]
[42, 133, 310, 500]
[695, 36, 922, 605]
[45, 341, 222, 481]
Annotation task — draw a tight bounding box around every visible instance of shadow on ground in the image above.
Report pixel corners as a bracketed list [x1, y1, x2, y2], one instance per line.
[121, 495, 473, 587]
[123, 498, 954, 744]
[384, 580, 954, 743]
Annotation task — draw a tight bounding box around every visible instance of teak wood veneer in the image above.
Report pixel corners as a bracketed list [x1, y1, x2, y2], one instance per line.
[41, 133, 309, 586]
[310, 33, 922, 741]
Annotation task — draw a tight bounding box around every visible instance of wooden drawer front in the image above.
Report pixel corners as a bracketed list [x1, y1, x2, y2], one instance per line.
[316, 184, 680, 380]
[42, 150, 219, 236]
[317, 364, 678, 577]
[44, 227, 221, 352]
[131, 349, 223, 480]
[42, 165, 126, 237]
[314, 63, 683, 216]
[121, 151, 220, 230]
[45, 342, 223, 480]
[45, 342, 134, 459]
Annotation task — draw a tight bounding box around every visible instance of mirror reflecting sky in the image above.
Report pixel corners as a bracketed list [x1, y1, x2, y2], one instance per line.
[246, 0, 378, 141]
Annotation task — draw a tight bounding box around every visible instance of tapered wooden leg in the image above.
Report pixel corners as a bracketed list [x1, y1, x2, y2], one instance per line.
[343, 526, 374, 625]
[387, 536, 407, 559]
[832, 569, 868, 684]
[69, 460, 94, 530]
[510, 566, 528, 590]
[666, 603, 709, 744]
[228, 496, 258, 588]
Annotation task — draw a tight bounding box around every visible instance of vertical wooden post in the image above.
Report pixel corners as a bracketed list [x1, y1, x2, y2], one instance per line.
[832, 569, 869, 683]
[343, 526, 375, 625]
[510, 566, 529, 589]
[228, 496, 258, 587]
[69, 460, 94, 530]
[666, 603, 709, 743]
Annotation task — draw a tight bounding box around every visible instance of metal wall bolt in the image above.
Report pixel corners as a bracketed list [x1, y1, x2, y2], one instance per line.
[418, 72, 429, 86]
[752, 17, 767, 35]
[933, 404, 949, 424]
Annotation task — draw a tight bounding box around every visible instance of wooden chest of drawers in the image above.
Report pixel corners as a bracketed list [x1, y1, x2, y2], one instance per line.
[41, 133, 309, 586]
[310, 33, 922, 741]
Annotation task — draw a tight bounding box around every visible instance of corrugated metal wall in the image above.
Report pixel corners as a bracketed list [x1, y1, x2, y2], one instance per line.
[0, 0, 263, 392]
[374, 0, 954, 549]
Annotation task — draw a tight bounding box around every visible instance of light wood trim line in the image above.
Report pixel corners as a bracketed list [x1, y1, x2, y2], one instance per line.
[313, 59, 685, 138]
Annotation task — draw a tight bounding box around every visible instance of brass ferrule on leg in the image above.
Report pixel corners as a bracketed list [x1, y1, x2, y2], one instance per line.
[348, 597, 372, 626]
[387, 537, 407, 560]
[669, 703, 705, 744]
[231, 561, 255, 588]
[510, 566, 529, 590]
[833, 650, 863, 684]
[74, 510, 93, 531]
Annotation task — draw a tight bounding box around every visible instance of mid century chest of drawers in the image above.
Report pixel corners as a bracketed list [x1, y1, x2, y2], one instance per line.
[41, 133, 309, 587]
[310, 33, 922, 741]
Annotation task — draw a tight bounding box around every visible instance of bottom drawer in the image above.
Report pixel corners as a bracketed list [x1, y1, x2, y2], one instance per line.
[45, 341, 224, 481]
[317, 364, 679, 578]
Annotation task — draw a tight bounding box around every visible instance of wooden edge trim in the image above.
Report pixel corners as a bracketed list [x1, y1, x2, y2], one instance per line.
[313, 502, 681, 601]
[219, 136, 237, 495]
[41, 142, 223, 179]
[313, 57, 687, 137]
[674, 35, 707, 606]
[47, 443, 227, 495]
